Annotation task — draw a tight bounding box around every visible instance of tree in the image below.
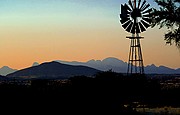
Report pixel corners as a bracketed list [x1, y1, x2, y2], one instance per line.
[151, 0, 180, 48]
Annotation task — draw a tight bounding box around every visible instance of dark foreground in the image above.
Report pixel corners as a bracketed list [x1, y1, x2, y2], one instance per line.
[0, 71, 180, 114]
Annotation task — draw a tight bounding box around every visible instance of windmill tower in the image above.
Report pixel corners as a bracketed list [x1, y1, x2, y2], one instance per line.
[120, 0, 152, 75]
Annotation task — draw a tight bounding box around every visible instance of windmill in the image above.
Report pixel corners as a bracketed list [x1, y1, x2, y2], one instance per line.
[120, 0, 152, 75]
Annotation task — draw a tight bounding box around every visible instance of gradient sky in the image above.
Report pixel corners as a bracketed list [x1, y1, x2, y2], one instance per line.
[0, 0, 179, 70]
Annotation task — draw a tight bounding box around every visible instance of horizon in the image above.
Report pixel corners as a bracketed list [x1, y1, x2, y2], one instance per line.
[1, 56, 180, 71]
[0, 0, 180, 70]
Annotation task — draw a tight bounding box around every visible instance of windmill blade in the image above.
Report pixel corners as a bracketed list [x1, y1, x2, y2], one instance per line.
[142, 17, 152, 24]
[131, 23, 136, 34]
[139, 22, 146, 32]
[143, 13, 151, 18]
[120, 13, 130, 19]
[136, 22, 141, 33]
[142, 8, 152, 14]
[133, 0, 136, 8]
[122, 20, 131, 29]
[124, 3, 131, 11]
[128, 0, 134, 9]
[126, 21, 133, 32]
[141, 4, 150, 12]
[120, 17, 130, 24]
[121, 4, 130, 18]
[141, 19, 150, 28]
[140, 0, 146, 10]
[138, 0, 141, 9]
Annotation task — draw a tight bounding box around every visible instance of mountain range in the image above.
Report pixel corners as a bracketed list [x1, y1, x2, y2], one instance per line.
[6, 61, 100, 79]
[1, 57, 180, 77]
[55, 57, 180, 74]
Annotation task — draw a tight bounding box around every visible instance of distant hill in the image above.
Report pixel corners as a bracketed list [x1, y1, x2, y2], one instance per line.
[145, 64, 178, 74]
[56, 57, 180, 74]
[32, 62, 39, 67]
[6, 61, 101, 79]
[56, 57, 128, 73]
[0, 66, 17, 76]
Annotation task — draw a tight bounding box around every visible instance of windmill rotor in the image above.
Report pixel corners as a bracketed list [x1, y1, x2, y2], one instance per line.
[119, 0, 152, 75]
[120, 0, 152, 34]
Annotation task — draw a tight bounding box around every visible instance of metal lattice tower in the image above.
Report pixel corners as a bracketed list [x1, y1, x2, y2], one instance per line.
[126, 35, 144, 74]
[120, 0, 152, 75]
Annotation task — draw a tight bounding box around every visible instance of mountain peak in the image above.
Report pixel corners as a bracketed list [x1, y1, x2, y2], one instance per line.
[0, 66, 17, 76]
[1, 66, 11, 69]
[103, 57, 120, 60]
[103, 57, 124, 62]
[87, 59, 101, 64]
[150, 64, 157, 67]
[32, 62, 39, 67]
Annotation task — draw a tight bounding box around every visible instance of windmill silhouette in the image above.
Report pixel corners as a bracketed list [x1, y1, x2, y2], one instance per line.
[120, 0, 152, 75]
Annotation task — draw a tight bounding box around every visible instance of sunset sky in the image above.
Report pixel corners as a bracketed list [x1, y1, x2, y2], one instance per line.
[0, 0, 179, 70]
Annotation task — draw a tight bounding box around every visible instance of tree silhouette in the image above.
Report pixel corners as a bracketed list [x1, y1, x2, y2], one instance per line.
[151, 0, 180, 48]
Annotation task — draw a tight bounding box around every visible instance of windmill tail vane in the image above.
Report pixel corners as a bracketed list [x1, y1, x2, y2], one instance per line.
[120, 0, 152, 75]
